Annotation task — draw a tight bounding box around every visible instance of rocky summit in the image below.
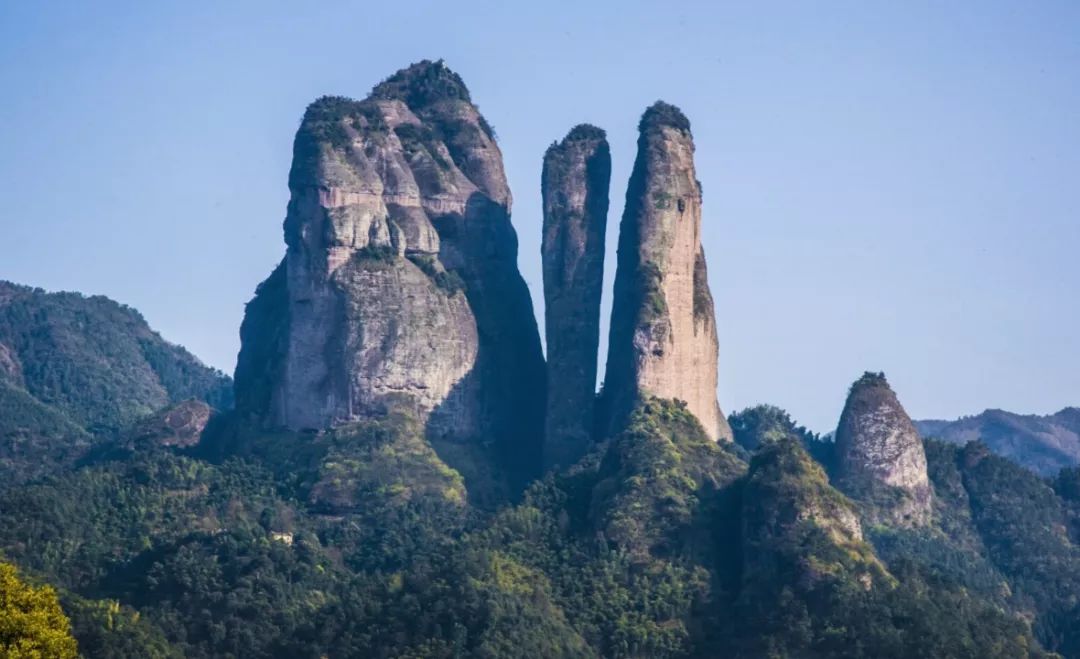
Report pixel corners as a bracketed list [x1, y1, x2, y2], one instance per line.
[541, 125, 611, 469]
[835, 372, 933, 525]
[234, 61, 545, 472]
[601, 102, 731, 442]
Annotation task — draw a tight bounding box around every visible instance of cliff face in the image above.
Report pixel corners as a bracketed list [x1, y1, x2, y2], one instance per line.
[234, 61, 544, 470]
[835, 372, 932, 525]
[541, 125, 610, 469]
[601, 103, 730, 442]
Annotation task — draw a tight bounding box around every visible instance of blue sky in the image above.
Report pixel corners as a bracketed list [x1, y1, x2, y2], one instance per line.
[1, 1, 1077, 431]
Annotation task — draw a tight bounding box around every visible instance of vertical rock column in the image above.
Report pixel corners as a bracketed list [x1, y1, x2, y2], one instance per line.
[602, 102, 731, 441]
[541, 125, 610, 469]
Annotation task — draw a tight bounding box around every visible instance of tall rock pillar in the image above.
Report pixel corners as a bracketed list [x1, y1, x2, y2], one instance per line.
[541, 125, 610, 469]
[601, 102, 731, 441]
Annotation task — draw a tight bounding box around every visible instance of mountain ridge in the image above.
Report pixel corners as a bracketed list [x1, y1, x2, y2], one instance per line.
[916, 406, 1080, 476]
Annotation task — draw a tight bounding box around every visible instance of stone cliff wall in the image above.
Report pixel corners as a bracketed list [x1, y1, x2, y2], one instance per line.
[235, 61, 544, 471]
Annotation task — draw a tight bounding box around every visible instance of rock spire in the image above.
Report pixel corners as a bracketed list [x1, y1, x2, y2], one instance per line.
[834, 372, 933, 525]
[541, 124, 610, 469]
[601, 102, 730, 441]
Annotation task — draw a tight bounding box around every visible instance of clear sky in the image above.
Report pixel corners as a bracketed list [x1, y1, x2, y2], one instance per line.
[2, 1, 1077, 432]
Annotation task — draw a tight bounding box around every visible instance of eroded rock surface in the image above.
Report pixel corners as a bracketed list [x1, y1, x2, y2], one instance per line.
[601, 103, 730, 441]
[132, 399, 213, 448]
[234, 61, 544, 471]
[835, 372, 933, 525]
[541, 125, 610, 469]
[0, 342, 22, 386]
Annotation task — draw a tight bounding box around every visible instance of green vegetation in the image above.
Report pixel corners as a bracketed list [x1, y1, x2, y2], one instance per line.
[691, 251, 713, 322]
[353, 243, 398, 265]
[0, 282, 231, 485]
[407, 254, 467, 295]
[852, 370, 888, 391]
[294, 95, 377, 153]
[564, 123, 607, 143]
[639, 101, 692, 135]
[0, 384, 1072, 656]
[0, 561, 78, 658]
[290, 96, 393, 186]
[0, 281, 231, 435]
[729, 403, 821, 453]
[592, 398, 745, 559]
[638, 261, 668, 322]
[732, 438, 1045, 658]
[62, 595, 182, 659]
[394, 123, 452, 170]
[369, 59, 497, 140]
[846, 437, 1080, 657]
[371, 59, 473, 107]
[0, 380, 91, 484]
[956, 443, 1080, 656]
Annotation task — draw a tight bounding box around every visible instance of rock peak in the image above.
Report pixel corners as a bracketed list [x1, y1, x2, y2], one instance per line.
[639, 101, 691, 134]
[835, 371, 932, 526]
[235, 62, 544, 481]
[370, 59, 472, 107]
[541, 125, 611, 469]
[601, 104, 730, 442]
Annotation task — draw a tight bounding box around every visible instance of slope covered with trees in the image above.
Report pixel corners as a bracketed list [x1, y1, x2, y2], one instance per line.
[0, 281, 232, 484]
[0, 396, 1068, 658]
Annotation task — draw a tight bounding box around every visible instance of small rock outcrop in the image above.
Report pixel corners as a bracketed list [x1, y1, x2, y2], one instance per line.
[541, 125, 610, 469]
[131, 399, 213, 449]
[835, 372, 932, 525]
[0, 342, 22, 386]
[234, 61, 544, 472]
[601, 103, 731, 441]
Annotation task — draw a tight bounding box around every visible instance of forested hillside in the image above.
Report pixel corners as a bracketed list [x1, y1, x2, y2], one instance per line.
[0, 281, 232, 484]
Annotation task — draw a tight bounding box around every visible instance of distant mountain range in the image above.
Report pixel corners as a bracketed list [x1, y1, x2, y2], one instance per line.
[916, 408, 1080, 477]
